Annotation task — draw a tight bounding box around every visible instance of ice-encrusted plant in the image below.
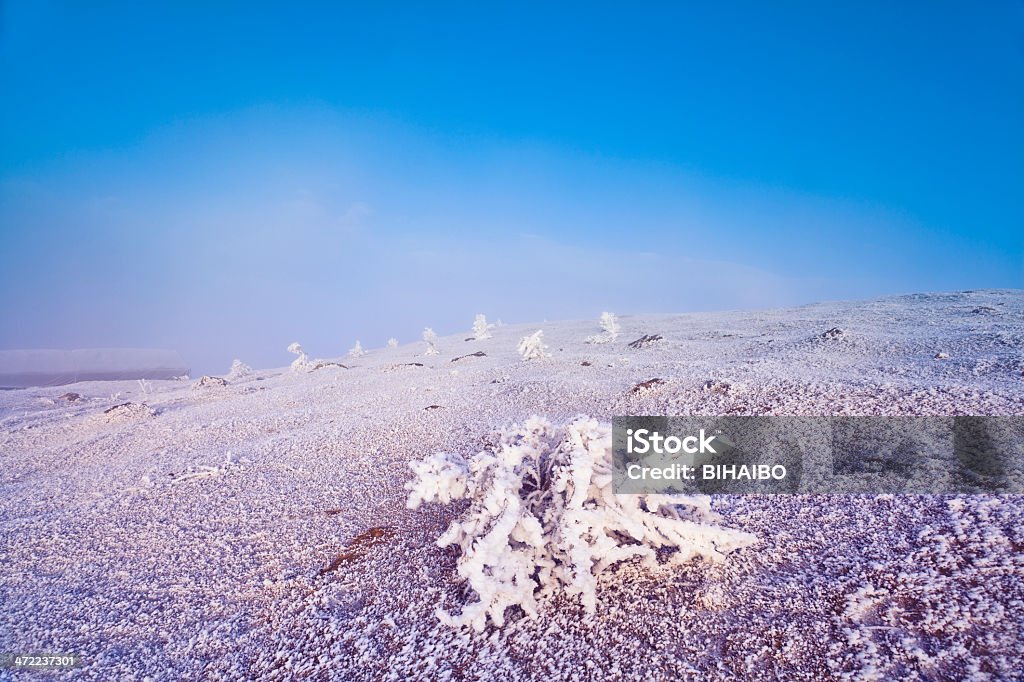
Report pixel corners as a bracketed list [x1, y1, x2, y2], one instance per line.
[287, 342, 312, 372]
[348, 340, 366, 358]
[387, 338, 399, 348]
[517, 330, 550, 361]
[226, 359, 252, 380]
[586, 312, 621, 344]
[406, 416, 757, 631]
[471, 314, 494, 340]
[423, 328, 440, 356]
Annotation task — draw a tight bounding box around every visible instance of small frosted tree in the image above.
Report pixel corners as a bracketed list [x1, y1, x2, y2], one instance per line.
[586, 312, 621, 344]
[387, 338, 399, 348]
[423, 327, 440, 356]
[471, 314, 494, 340]
[287, 342, 312, 372]
[517, 330, 550, 361]
[407, 416, 757, 631]
[348, 340, 366, 358]
[226, 359, 252, 380]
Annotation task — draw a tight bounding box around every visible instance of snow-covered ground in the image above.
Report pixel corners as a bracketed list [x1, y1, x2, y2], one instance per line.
[1, 290, 1022, 680]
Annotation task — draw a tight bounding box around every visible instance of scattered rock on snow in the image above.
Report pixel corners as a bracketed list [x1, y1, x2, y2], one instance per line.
[627, 334, 663, 349]
[935, 352, 950, 360]
[193, 375, 229, 389]
[820, 327, 846, 341]
[424, 405, 444, 410]
[100, 402, 154, 423]
[581, 361, 592, 366]
[318, 527, 396, 575]
[701, 379, 732, 395]
[451, 351, 487, 363]
[310, 360, 348, 370]
[631, 378, 666, 394]
[59, 392, 83, 402]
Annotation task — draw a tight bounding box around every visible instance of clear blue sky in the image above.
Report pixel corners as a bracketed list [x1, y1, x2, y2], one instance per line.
[1, 2, 1022, 373]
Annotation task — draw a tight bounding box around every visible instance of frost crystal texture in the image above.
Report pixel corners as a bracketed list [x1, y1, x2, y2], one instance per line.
[423, 328, 440, 356]
[406, 416, 757, 631]
[517, 330, 550, 361]
[586, 312, 621, 344]
[348, 340, 366, 358]
[286, 342, 312, 372]
[471, 314, 494, 340]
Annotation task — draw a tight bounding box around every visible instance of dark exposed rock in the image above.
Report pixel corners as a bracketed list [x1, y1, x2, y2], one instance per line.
[628, 334, 664, 349]
[318, 527, 396, 575]
[451, 351, 487, 363]
[194, 375, 228, 389]
[311, 360, 349, 370]
[631, 378, 666, 394]
[59, 392, 82, 402]
[424, 404, 444, 410]
[701, 379, 732, 395]
[581, 361, 592, 366]
[820, 327, 846, 341]
[101, 402, 154, 421]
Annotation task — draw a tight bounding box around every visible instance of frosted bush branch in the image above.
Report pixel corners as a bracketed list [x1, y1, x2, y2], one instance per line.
[471, 314, 494, 340]
[348, 340, 366, 358]
[423, 328, 440, 356]
[387, 338, 399, 348]
[406, 416, 757, 631]
[586, 312, 621, 344]
[517, 330, 550, 361]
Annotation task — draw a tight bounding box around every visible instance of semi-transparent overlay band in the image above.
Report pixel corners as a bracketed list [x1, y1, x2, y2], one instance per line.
[612, 416, 1023, 494]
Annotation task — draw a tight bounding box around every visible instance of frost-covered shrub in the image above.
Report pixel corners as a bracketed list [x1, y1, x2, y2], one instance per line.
[586, 312, 621, 344]
[387, 338, 399, 348]
[517, 330, 550, 361]
[348, 340, 366, 358]
[423, 328, 440, 356]
[287, 342, 312, 372]
[471, 314, 494, 340]
[406, 416, 757, 631]
[226, 359, 252, 380]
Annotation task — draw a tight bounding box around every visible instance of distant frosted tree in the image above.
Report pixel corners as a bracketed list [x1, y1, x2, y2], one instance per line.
[423, 328, 440, 356]
[586, 311, 621, 344]
[517, 330, 550, 360]
[387, 338, 399, 348]
[287, 342, 312, 372]
[348, 340, 366, 358]
[471, 313, 494, 340]
[226, 359, 252, 379]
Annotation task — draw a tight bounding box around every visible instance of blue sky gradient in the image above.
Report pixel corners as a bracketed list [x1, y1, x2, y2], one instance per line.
[2, 2, 1022, 373]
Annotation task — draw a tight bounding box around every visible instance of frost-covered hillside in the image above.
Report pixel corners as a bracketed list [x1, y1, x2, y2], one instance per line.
[1, 290, 1022, 680]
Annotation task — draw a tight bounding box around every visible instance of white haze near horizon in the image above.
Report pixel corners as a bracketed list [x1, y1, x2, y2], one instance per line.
[0, 109, 1007, 376]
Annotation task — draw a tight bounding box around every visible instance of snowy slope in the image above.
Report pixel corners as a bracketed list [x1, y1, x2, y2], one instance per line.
[0, 290, 1021, 680]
